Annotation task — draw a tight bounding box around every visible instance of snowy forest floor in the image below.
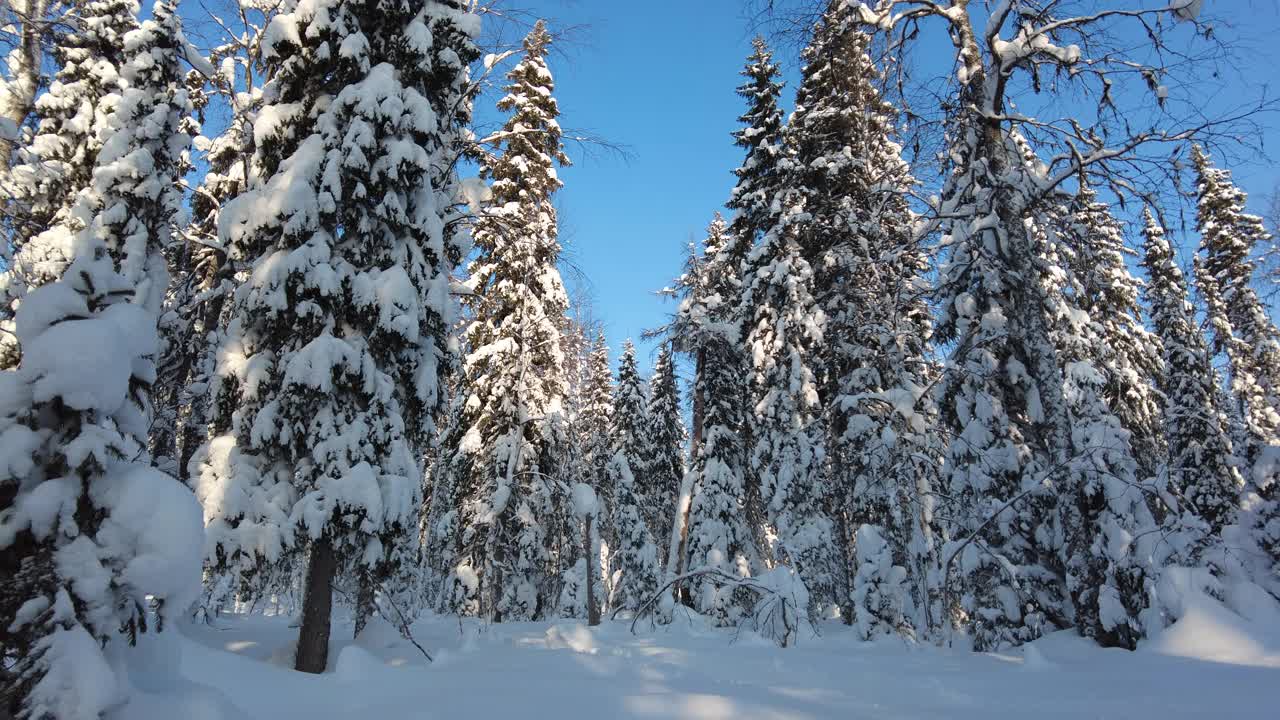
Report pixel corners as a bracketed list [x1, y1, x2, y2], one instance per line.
[125, 599, 1280, 720]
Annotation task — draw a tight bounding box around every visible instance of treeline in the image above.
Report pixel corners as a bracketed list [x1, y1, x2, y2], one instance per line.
[1, 1, 1278, 718]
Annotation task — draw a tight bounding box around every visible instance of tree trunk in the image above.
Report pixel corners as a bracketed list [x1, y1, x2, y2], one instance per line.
[295, 537, 336, 674]
[691, 347, 706, 456]
[585, 514, 600, 626]
[354, 566, 375, 638]
[0, 0, 46, 179]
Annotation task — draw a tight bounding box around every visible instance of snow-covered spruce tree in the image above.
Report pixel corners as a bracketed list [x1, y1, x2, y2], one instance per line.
[780, 3, 941, 639]
[746, 189, 838, 620]
[726, 36, 785, 249]
[1141, 208, 1241, 553]
[1190, 144, 1280, 581]
[608, 450, 662, 613]
[0, 3, 202, 716]
[931, 127, 1066, 650]
[909, 34, 1094, 653]
[195, 0, 479, 670]
[1005, 157, 1158, 651]
[644, 343, 685, 562]
[579, 332, 616, 558]
[725, 37, 786, 561]
[985, 136, 1154, 651]
[1036, 229, 1154, 650]
[1059, 185, 1165, 481]
[1192, 145, 1280, 455]
[4, 0, 137, 237]
[614, 339, 651, 491]
[436, 20, 571, 622]
[677, 213, 760, 625]
[857, 0, 1228, 651]
[155, 8, 277, 487]
[0, 0, 139, 369]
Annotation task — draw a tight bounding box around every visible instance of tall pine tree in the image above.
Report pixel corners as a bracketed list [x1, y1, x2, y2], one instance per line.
[1141, 208, 1241, 546]
[1060, 185, 1165, 481]
[779, 2, 942, 638]
[580, 332, 616, 553]
[0, 0, 140, 369]
[644, 342, 685, 565]
[1192, 145, 1280, 457]
[610, 340, 662, 612]
[0, 3, 202, 715]
[194, 0, 479, 670]
[746, 189, 837, 619]
[436, 20, 571, 622]
[678, 214, 760, 624]
[1190, 144, 1280, 584]
[725, 37, 786, 562]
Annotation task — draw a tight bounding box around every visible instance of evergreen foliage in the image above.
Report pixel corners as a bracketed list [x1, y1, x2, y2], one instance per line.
[779, 2, 942, 637]
[193, 0, 479, 643]
[0, 0, 140, 369]
[643, 343, 685, 555]
[0, 3, 199, 714]
[1142, 209, 1242, 537]
[678, 214, 759, 625]
[746, 189, 837, 620]
[436, 19, 570, 621]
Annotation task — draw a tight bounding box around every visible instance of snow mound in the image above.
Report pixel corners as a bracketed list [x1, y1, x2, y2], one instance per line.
[335, 644, 386, 683]
[1148, 599, 1280, 668]
[93, 464, 206, 615]
[108, 629, 248, 720]
[543, 623, 598, 654]
[1021, 644, 1056, 671]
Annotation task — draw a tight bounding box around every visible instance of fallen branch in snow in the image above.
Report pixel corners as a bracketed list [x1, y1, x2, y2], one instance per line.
[378, 586, 434, 663]
[621, 567, 803, 647]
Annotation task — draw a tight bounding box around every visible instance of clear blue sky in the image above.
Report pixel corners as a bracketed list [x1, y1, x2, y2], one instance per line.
[473, 0, 1280, 375]
[475, 0, 795, 370]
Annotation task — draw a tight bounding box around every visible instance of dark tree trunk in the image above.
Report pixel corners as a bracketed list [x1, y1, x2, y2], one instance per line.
[177, 269, 229, 484]
[295, 537, 336, 674]
[354, 567, 375, 638]
[691, 347, 706, 456]
[585, 514, 600, 626]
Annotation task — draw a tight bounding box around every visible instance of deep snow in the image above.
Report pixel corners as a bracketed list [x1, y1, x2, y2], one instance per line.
[120, 598, 1280, 720]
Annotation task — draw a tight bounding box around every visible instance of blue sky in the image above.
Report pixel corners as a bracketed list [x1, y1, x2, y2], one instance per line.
[474, 0, 1280, 374]
[475, 1, 792, 369]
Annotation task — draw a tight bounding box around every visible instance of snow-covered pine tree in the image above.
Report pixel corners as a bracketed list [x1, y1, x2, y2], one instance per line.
[726, 36, 785, 249]
[0, 0, 139, 369]
[746, 189, 838, 620]
[155, 7, 277, 488]
[614, 339, 651, 490]
[725, 37, 786, 563]
[435, 19, 571, 622]
[1192, 145, 1280, 456]
[1141, 208, 1241, 551]
[1006, 139, 1154, 650]
[0, 3, 202, 715]
[932, 103, 1071, 654]
[856, 0, 1229, 654]
[608, 450, 662, 613]
[5, 0, 138, 234]
[985, 137, 1153, 650]
[1190, 145, 1280, 583]
[607, 339, 664, 612]
[779, 2, 941, 639]
[1059, 185, 1165, 481]
[678, 213, 760, 625]
[580, 332, 616, 558]
[194, 0, 479, 670]
[644, 343, 685, 563]
[1042, 251, 1153, 650]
